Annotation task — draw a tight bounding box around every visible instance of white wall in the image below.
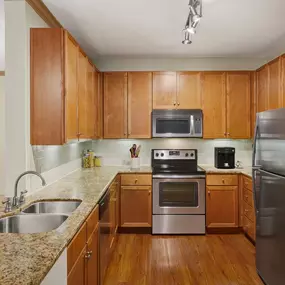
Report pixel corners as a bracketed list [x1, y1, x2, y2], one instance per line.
[4, 1, 48, 197]
[0, 0, 5, 70]
[0, 76, 4, 195]
[93, 139, 253, 167]
[95, 56, 268, 72]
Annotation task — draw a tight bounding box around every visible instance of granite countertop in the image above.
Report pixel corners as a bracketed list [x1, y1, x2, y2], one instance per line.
[199, 165, 252, 178]
[0, 166, 152, 285]
[0, 164, 253, 285]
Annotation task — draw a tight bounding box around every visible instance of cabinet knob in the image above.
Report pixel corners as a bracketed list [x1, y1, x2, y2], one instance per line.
[245, 209, 248, 213]
[173, 102, 176, 106]
[222, 179, 225, 183]
[148, 190, 151, 195]
[135, 179, 138, 183]
[224, 132, 226, 136]
[208, 191, 210, 195]
[227, 133, 230, 136]
[177, 102, 180, 106]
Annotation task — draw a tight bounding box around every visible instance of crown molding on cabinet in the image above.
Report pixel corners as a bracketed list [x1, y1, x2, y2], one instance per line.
[0, 71, 5, 76]
[26, 0, 62, 28]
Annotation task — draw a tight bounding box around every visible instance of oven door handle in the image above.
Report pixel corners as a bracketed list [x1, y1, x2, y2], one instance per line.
[152, 174, 206, 179]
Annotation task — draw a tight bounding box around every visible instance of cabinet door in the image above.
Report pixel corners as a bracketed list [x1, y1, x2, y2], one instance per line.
[104, 72, 127, 138]
[86, 61, 95, 138]
[177, 72, 201, 109]
[30, 28, 65, 145]
[202, 72, 226, 138]
[86, 227, 98, 285]
[94, 72, 103, 139]
[153, 72, 177, 109]
[128, 72, 152, 138]
[67, 248, 86, 285]
[65, 33, 78, 140]
[268, 57, 281, 110]
[120, 186, 151, 227]
[206, 186, 238, 228]
[257, 65, 269, 112]
[282, 56, 285, 107]
[251, 72, 257, 138]
[78, 51, 89, 139]
[226, 72, 251, 139]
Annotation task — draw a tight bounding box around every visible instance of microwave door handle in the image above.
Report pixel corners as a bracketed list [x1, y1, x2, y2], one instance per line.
[190, 115, 194, 135]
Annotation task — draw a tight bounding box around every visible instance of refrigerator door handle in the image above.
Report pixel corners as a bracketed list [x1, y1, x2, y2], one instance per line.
[252, 116, 259, 169]
[252, 169, 258, 215]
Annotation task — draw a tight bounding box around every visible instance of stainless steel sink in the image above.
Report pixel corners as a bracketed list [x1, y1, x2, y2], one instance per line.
[0, 214, 69, 233]
[22, 201, 81, 214]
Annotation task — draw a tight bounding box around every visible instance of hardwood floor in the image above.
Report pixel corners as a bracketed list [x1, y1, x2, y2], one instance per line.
[104, 234, 263, 285]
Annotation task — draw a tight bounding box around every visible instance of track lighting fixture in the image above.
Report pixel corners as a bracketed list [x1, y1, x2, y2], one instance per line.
[182, 31, 192, 45]
[182, 0, 202, 44]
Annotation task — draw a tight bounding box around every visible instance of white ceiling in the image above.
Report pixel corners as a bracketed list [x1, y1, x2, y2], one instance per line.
[42, 0, 285, 60]
[0, 0, 4, 70]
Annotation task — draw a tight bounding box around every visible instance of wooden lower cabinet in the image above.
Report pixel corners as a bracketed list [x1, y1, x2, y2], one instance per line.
[120, 186, 152, 228]
[67, 206, 99, 285]
[68, 248, 86, 285]
[206, 185, 239, 228]
[86, 227, 99, 285]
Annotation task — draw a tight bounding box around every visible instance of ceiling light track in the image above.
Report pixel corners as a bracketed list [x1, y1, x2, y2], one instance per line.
[182, 0, 202, 45]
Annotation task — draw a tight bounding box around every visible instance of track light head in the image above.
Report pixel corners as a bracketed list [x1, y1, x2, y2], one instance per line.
[182, 31, 192, 45]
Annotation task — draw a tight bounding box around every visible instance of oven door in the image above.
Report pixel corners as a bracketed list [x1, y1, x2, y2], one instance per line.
[152, 176, 205, 215]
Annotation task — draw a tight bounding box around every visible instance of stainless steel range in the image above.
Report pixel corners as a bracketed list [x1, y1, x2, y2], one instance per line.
[152, 149, 206, 234]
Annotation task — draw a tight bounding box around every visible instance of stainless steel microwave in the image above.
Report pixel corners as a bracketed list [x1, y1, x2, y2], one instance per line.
[152, 109, 203, 138]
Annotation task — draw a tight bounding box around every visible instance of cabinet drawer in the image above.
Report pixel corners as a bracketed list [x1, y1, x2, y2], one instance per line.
[243, 175, 252, 191]
[207, 174, 238, 186]
[86, 205, 99, 241]
[121, 174, 152, 186]
[243, 201, 255, 222]
[67, 222, 87, 274]
[243, 189, 253, 206]
[243, 215, 256, 241]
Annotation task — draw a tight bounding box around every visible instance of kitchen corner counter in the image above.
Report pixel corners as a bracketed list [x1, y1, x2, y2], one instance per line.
[199, 165, 252, 178]
[0, 166, 152, 285]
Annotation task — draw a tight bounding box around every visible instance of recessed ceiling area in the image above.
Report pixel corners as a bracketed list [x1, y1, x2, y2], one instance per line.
[43, 0, 285, 61]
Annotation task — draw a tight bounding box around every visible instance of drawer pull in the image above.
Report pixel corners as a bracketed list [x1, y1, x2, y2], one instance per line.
[135, 179, 138, 183]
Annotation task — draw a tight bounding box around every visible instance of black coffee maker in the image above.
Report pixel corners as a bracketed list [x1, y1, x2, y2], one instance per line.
[214, 147, 235, 169]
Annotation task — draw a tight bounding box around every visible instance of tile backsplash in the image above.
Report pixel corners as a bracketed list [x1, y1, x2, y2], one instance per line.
[92, 139, 253, 166]
[32, 141, 92, 173]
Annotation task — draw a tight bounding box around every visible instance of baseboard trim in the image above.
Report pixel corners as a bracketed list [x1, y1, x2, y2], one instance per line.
[206, 227, 243, 234]
[118, 227, 152, 234]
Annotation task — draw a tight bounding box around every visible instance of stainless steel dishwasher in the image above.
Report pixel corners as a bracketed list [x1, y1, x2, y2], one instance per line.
[99, 188, 110, 285]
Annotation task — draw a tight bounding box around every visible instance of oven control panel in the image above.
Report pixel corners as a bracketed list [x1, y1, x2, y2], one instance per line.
[153, 149, 196, 160]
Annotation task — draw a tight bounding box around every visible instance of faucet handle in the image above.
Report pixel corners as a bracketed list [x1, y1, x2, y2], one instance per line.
[2, 198, 12, 213]
[19, 190, 28, 204]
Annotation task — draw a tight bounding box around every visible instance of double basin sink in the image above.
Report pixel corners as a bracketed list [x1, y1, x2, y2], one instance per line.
[0, 201, 81, 234]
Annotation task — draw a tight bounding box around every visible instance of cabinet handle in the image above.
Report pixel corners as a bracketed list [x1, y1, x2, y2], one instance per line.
[148, 190, 151, 195]
[222, 179, 225, 183]
[177, 102, 180, 106]
[173, 102, 176, 106]
[245, 209, 248, 213]
[85, 251, 92, 260]
[224, 132, 226, 136]
[208, 191, 210, 195]
[135, 179, 138, 183]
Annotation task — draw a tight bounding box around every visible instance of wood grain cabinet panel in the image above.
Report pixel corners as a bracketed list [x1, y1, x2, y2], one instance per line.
[67, 248, 86, 285]
[104, 72, 128, 138]
[176, 72, 202, 109]
[207, 174, 238, 186]
[257, 65, 269, 112]
[128, 72, 152, 138]
[65, 33, 79, 140]
[201, 72, 226, 139]
[268, 58, 282, 110]
[243, 215, 256, 242]
[86, 227, 99, 285]
[120, 186, 152, 228]
[250, 71, 257, 138]
[282, 56, 285, 107]
[121, 174, 152, 186]
[86, 205, 99, 241]
[94, 71, 103, 139]
[226, 72, 251, 139]
[153, 72, 177, 109]
[206, 186, 239, 228]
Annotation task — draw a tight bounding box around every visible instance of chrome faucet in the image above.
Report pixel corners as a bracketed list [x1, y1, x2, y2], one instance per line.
[12, 171, 46, 208]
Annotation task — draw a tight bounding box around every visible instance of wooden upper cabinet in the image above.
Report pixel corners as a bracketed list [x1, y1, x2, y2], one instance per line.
[226, 72, 251, 139]
[104, 72, 128, 138]
[250, 72, 257, 138]
[30, 28, 66, 145]
[206, 186, 239, 228]
[94, 70, 103, 139]
[257, 65, 269, 112]
[65, 33, 78, 140]
[86, 61, 95, 138]
[153, 72, 177, 109]
[268, 58, 282, 110]
[128, 72, 152, 138]
[202, 72, 226, 139]
[176, 72, 201, 109]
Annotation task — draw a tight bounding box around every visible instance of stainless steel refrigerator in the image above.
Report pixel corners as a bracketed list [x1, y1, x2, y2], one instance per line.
[253, 108, 285, 285]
